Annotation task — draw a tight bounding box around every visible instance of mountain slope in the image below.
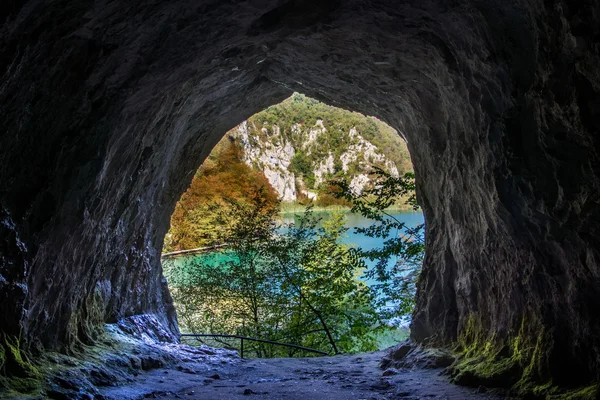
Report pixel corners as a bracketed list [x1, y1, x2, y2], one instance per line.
[225, 93, 412, 202]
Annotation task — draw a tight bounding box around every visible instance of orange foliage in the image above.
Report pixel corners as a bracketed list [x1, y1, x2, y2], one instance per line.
[315, 183, 352, 208]
[165, 137, 279, 251]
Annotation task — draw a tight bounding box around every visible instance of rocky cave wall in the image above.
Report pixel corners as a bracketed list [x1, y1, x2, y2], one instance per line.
[1, 0, 599, 393]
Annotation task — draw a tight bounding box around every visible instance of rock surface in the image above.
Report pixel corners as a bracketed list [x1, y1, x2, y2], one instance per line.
[155, 350, 497, 400]
[232, 116, 401, 201]
[380, 340, 455, 371]
[236, 122, 298, 201]
[44, 314, 239, 399]
[0, 0, 599, 397]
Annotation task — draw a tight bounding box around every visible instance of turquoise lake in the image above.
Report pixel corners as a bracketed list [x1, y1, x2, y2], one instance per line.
[165, 210, 425, 288]
[281, 210, 425, 286]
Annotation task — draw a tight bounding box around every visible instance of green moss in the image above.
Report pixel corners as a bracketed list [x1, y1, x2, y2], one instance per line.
[0, 335, 42, 395]
[3, 335, 41, 378]
[0, 376, 42, 396]
[547, 384, 599, 400]
[0, 342, 5, 370]
[450, 315, 599, 399]
[451, 315, 552, 392]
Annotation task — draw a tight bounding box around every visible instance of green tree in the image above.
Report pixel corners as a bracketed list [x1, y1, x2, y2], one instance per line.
[334, 168, 425, 318]
[289, 152, 313, 177]
[163, 138, 279, 253]
[164, 199, 380, 356]
[164, 189, 289, 357]
[265, 210, 379, 354]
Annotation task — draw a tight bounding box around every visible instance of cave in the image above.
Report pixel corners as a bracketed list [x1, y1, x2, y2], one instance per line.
[1, 0, 599, 397]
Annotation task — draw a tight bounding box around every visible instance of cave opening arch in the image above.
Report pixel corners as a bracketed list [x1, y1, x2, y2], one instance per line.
[160, 93, 423, 357]
[1, 0, 599, 395]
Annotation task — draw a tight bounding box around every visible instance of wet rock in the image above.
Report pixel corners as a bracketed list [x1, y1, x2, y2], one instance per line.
[141, 357, 164, 371]
[88, 367, 119, 387]
[369, 380, 392, 391]
[47, 375, 100, 400]
[130, 357, 142, 371]
[38, 316, 238, 398]
[381, 342, 414, 367]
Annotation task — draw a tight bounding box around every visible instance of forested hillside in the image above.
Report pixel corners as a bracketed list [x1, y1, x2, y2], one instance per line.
[228, 93, 412, 202]
[250, 93, 412, 172]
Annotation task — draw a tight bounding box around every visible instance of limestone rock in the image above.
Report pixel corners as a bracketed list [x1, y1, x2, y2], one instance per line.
[237, 121, 297, 201]
[314, 153, 336, 187]
[380, 340, 455, 370]
[232, 118, 399, 201]
[348, 174, 370, 196]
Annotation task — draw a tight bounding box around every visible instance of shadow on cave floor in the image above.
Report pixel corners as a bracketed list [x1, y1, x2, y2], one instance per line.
[128, 350, 498, 400]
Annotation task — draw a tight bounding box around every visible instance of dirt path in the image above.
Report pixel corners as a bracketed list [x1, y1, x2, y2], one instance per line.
[155, 351, 498, 400]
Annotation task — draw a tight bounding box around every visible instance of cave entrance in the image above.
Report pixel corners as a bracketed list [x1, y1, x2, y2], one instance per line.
[160, 93, 424, 358]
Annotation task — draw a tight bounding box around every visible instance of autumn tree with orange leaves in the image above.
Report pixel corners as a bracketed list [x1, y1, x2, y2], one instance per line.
[163, 137, 279, 252]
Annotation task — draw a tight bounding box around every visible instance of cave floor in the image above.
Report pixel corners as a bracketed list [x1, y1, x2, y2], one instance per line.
[150, 350, 498, 400]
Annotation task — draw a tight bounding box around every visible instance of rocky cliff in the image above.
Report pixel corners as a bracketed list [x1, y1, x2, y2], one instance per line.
[229, 95, 408, 202]
[235, 121, 298, 201]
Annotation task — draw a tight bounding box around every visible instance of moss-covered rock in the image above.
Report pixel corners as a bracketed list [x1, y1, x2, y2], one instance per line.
[449, 315, 598, 399]
[0, 335, 42, 396]
[547, 385, 599, 400]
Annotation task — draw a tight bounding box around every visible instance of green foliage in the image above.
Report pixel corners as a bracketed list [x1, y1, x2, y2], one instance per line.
[164, 138, 279, 253]
[265, 210, 379, 354]
[164, 197, 380, 356]
[164, 93, 419, 357]
[333, 168, 424, 318]
[289, 152, 312, 177]
[165, 190, 285, 356]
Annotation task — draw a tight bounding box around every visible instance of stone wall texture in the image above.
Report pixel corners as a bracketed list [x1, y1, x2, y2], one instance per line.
[1, 0, 599, 393]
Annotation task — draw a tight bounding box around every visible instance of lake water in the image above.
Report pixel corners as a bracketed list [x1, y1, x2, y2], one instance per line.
[165, 210, 425, 287]
[280, 210, 425, 285]
[280, 210, 424, 252]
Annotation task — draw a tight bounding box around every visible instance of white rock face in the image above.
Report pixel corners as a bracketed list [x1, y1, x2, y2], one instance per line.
[340, 127, 386, 173]
[314, 152, 335, 186]
[232, 121, 401, 201]
[303, 119, 326, 151]
[236, 121, 296, 201]
[264, 166, 296, 201]
[349, 174, 370, 195]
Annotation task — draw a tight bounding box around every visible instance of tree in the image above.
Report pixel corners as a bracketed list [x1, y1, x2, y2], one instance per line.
[333, 168, 425, 319]
[289, 152, 312, 177]
[265, 210, 379, 354]
[163, 138, 279, 252]
[164, 198, 380, 356]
